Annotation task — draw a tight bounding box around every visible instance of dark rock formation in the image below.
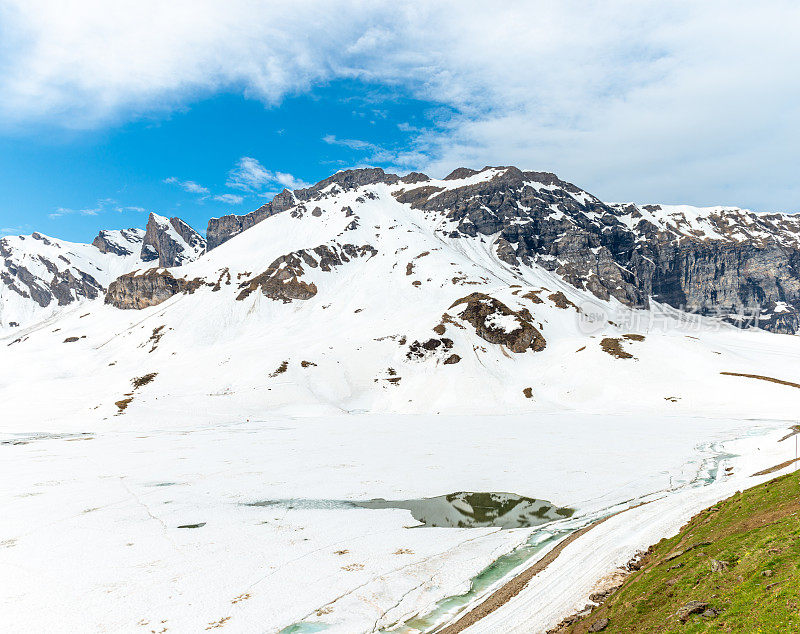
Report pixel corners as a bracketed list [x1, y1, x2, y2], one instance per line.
[450, 292, 547, 353]
[92, 229, 143, 256]
[206, 190, 296, 251]
[406, 337, 455, 360]
[105, 269, 201, 309]
[141, 214, 205, 267]
[395, 166, 800, 333]
[0, 235, 105, 311]
[237, 243, 377, 303]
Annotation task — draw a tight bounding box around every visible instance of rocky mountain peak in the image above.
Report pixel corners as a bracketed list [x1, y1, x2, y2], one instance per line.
[141, 213, 205, 267]
[92, 228, 145, 256]
[298, 167, 400, 195]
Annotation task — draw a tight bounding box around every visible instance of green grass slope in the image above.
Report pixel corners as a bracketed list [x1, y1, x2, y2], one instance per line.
[559, 470, 800, 633]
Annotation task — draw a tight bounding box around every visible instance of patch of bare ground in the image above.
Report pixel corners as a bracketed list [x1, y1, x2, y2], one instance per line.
[751, 458, 800, 476]
[523, 290, 544, 304]
[523, 387, 533, 398]
[147, 325, 166, 352]
[548, 291, 578, 310]
[115, 373, 159, 414]
[132, 372, 158, 389]
[115, 397, 133, 413]
[269, 361, 289, 377]
[720, 371, 800, 389]
[300, 360, 317, 368]
[778, 425, 800, 442]
[600, 338, 633, 359]
[622, 333, 645, 342]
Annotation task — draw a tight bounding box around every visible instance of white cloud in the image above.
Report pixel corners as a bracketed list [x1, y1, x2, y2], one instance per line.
[226, 156, 308, 192]
[322, 134, 426, 170]
[213, 193, 244, 204]
[2, 1, 800, 210]
[1, 225, 30, 237]
[164, 177, 209, 194]
[48, 199, 147, 219]
[322, 134, 374, 151]
[49, 206, 100, 219]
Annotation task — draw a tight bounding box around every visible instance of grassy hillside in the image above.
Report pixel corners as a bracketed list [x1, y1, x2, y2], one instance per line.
[559, 469, 800, 633]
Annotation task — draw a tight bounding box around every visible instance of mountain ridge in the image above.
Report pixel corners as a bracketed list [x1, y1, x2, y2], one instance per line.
[3, 165, 800, 334]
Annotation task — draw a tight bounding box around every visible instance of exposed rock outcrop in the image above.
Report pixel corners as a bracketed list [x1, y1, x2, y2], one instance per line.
[237, 243, 377, 303]
[394, 166, 800, 333]
[141, 213, 205, 267]
[105, 269, 201, 309]
[450, 292, 546, 353]
[1, 231, 142, 326]
[206, 189, 296, 251]
[92, 229, 143, 256]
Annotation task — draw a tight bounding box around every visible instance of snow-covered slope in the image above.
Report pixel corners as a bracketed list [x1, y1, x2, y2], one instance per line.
[611, 201, 800, 246]
[4, 166, 800, 427]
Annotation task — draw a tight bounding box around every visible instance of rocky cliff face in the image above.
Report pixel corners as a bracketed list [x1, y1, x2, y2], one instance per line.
[1, 216, 205, 329]
[104, 268, 202, 310]
[391, 167, 800, 333]
[206, 190, 296, 251]
[141, 213, 206, 266]
[92, 229, 144, 256]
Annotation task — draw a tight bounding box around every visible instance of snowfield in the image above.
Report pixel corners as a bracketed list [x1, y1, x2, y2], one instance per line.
[3, 170, 800, 632]
[2, 415, 797, 633]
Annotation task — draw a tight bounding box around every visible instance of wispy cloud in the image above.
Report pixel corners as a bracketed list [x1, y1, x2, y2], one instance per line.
[1, 2, 799, 209]
[164, 177, 210, 194]
[322, 134, 375, 151]
[1, 225, 31, 237]
[322, 134, 426, 171]
[49, 198, 147, 219]
[226, 157, 308, 192]
[213, 193, 243, 204]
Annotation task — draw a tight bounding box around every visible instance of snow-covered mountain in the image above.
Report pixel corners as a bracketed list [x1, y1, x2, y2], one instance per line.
[0, 213, 204, 329]
[6, 166, 800, 634]
[4, 166, 800, 427]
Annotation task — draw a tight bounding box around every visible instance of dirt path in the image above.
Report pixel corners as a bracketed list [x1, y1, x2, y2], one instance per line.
[752, 457, 800, 476]
[435, 507, 634, 634]
[720, 371, 800, 389]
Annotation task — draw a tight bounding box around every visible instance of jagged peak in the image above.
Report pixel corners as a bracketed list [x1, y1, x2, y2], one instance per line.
[298, 167, 401, 195]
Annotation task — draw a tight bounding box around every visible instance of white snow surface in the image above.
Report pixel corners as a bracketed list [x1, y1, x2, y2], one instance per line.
[3, 176, 800, 633]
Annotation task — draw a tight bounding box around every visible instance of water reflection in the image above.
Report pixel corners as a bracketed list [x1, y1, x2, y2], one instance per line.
[245, 492, 573, 529]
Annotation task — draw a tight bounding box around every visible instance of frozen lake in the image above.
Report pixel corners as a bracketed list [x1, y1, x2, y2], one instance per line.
[1, 413, 795, 632]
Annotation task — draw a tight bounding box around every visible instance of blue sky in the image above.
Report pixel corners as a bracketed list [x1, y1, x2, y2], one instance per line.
[1, 1, 799, 242]
[0, 82, 443, 241]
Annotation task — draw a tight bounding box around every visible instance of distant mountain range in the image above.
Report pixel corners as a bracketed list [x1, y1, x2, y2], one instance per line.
[3, 165, 800, 423]
[4, 165, 798, 333]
